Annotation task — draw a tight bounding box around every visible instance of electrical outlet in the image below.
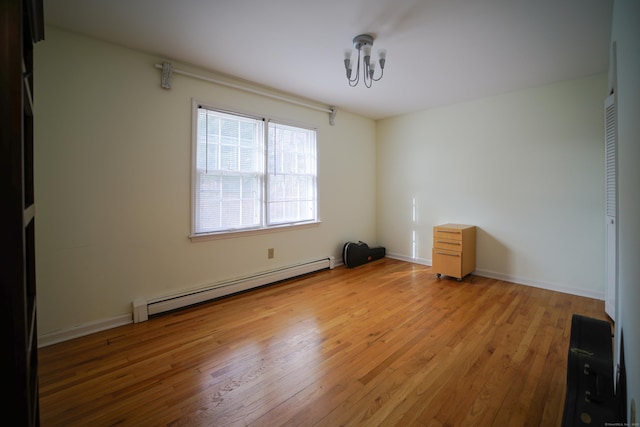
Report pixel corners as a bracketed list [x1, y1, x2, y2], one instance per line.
[268, 248, 274, 259]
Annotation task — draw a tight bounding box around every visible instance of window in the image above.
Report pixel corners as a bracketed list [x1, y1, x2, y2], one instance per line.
[193, 105, 317, 236]
[267, 123, 317, 226]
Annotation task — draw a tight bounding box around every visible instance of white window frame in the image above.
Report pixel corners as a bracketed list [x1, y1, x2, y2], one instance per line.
[190, 100, 320, 241]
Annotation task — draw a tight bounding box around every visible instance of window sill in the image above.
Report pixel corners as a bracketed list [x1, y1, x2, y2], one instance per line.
[189, 220, 322, 242]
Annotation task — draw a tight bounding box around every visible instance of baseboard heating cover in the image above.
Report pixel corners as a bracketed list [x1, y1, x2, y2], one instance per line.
[132, 256, 335, 323]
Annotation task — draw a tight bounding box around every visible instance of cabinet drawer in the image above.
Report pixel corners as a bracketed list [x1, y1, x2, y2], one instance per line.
[432, 248, 462, 278]
[434, 238, 463, 251]
[434, 228, 463, 241]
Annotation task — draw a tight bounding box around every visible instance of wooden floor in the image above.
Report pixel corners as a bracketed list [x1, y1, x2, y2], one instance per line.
[38, 258, 609, 426]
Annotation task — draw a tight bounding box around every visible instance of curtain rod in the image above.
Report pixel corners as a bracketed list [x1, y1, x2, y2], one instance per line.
[155, 62, 337, 125]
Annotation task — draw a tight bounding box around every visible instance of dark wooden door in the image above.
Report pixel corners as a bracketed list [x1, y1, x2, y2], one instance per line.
[1, 0, 44, 425]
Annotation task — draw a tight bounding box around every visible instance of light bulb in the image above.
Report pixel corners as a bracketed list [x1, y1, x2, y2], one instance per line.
[378, 49, 386, 69]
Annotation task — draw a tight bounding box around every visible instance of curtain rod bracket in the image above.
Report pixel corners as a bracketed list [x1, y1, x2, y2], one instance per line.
[329, 107, 337, 126]
[161, 62, 173, 89]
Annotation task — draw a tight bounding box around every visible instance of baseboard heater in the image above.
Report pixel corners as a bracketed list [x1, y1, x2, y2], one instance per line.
[132, 256, 335, 323]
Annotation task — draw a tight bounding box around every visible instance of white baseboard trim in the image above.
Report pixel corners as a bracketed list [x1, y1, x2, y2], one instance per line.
[474, 268, 605, 300]
[386, 251, 604, 301]
[38, 313, 133, 348]
[144, 257, 334, 319]
[386, 252, 432, 266]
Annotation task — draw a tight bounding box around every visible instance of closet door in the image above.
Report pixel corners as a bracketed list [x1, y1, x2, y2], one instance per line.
[0, 0, 44, 424]
[604, 94, 617, 321]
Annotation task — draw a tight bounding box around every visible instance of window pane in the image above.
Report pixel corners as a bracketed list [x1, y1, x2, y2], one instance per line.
[206, 113, 220, 142]
[195, 173, 221, 231]
[221, 118, 238, 141]
[240, 121, 256, 146]
[221, 145, 238, 170]
[267, 122, 317, 225]
[194, 107, 263, 234]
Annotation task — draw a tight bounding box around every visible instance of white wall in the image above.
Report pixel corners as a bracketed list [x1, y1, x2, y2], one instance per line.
[611, 0, 640, 419]
[377, 74, 607, 297]
[34, 27, 377, 339]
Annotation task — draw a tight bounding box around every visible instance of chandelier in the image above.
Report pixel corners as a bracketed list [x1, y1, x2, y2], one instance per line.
[344, 34, 387, 88]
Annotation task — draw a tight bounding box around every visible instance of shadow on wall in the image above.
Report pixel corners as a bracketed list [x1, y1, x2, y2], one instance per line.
[476, 227, 511, 275]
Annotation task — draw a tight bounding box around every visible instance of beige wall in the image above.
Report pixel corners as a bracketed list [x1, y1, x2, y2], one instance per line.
[377, 74, 607, 297]
[34, 27, 377, 338]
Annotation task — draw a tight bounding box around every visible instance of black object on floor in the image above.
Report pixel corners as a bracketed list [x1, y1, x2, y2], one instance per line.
[562, 314, 623, 426]
[342, 241, 385, 268]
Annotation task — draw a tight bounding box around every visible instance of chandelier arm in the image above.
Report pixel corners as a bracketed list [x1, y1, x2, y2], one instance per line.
[365, 60, 375, 87]
[351, 49, 362, 83]
[372, 67, 384, 82]
[348, 64, 359, 87]
[364, 63, 372, 88]
[348, 49, 361, 86]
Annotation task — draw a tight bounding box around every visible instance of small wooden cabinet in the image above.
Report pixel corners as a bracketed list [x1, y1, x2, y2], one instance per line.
[432, 224, 476, 281]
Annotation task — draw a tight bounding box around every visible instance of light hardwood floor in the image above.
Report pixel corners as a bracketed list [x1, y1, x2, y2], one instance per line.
[38, 258, 609, 426]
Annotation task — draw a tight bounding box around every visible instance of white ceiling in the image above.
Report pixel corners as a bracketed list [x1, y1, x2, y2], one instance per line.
[44, 0, 613, 120]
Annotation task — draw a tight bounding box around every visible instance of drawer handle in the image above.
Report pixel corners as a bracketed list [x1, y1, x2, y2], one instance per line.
[435, 252, 460, 257]
[436, 240, 460, 245]
[437, 230, 461, 234]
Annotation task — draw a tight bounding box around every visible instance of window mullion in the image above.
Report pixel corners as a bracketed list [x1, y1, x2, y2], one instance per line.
[237, 120, 242, 224]
[205, 112, 209, 174]
[260, 120, 271, 227]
